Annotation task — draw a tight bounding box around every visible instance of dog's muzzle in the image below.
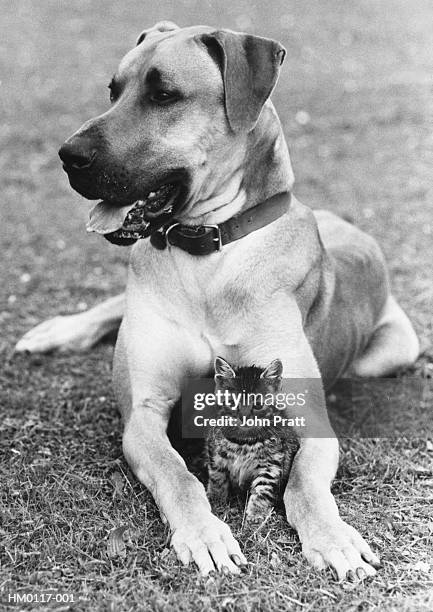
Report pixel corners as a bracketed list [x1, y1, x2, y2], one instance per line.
[87, 183, 182, 246]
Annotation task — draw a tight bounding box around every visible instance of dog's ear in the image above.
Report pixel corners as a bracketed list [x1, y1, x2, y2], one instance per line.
[201, 30, 285, 133]
[136, 21, 179, 45]
[260, 359, 283, 379]
[214, 356, 236, 380]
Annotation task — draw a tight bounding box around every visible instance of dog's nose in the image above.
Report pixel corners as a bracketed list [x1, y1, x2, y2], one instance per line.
[58, 141, 96, 170]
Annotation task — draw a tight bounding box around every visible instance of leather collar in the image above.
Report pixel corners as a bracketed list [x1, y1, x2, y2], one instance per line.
[149, 191, 291, 255]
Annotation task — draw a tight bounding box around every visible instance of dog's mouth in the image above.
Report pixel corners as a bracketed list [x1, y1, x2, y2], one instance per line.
[87, 183, 182, 245]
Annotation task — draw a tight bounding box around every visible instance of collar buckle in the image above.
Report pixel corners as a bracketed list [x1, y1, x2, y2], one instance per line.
[164, 222, 222, 252]
[164, 222, 180, 249]
[203, 224, 222, 251]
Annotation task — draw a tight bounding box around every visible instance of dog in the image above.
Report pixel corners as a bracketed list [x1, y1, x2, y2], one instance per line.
[16, 22, 419, 580]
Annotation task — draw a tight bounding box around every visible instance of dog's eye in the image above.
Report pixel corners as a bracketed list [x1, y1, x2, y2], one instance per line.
[149, 89, 178, 104]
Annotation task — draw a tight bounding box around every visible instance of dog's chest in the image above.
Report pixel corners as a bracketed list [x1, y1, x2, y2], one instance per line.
[139, 237, 283, 324]
[130, 227, 301, 365]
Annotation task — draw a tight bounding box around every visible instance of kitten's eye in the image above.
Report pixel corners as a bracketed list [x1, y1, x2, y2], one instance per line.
[149, 89, 178, 104]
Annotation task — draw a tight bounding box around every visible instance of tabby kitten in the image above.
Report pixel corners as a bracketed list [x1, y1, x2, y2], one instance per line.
[206, 356, 298, 522]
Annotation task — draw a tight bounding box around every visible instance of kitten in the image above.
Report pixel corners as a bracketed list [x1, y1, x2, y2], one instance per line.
[205, 356, 298, 522]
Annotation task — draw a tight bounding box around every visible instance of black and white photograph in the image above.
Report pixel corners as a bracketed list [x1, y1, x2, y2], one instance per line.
[1, 1, 432, 610]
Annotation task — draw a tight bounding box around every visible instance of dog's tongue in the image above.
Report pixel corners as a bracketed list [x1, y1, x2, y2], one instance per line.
[87, 200, 137, 234]
[87, 185, 180, 236]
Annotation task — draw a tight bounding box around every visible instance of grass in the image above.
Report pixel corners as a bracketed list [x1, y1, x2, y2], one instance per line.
[1, 0, 432, 610]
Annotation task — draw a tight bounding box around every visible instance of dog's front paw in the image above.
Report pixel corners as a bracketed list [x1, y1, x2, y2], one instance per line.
[301, 518, 380, 582]
[171, 512, 247, 576]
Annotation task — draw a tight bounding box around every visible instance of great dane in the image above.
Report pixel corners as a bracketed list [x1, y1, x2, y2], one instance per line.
[16, 22, 419, 580]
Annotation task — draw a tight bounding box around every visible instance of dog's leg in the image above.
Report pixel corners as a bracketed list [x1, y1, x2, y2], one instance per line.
[351, 295, 420, 377]
[284, 436, 380, 582]
[247, 318, 381, 582]
[124, 409, 246, 575]
[123, 409, 246, 575]
[115, 319, 247, 576]
[15, 294, 124, 353]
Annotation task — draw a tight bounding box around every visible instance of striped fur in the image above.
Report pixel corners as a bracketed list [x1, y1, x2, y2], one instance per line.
[206, 361, 298, 522]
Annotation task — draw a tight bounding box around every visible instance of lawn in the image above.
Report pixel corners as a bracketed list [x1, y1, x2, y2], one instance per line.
[1, 0, 432, 610]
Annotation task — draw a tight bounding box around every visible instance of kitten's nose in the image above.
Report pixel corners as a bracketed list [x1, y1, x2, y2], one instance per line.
[239, 404, 252, 418]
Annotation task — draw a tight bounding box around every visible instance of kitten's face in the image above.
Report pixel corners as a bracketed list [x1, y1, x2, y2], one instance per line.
[214, 357, 283, 442]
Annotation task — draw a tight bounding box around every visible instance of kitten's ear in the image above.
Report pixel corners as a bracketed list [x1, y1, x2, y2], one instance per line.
[214, 356, 236, 379]
[260, 359, 283, 379]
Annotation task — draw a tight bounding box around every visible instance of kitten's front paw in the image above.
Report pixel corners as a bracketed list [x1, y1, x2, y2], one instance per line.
[245, 498, 274, 523]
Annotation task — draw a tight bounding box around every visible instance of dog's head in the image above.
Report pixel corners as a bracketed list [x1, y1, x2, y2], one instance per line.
[59, 22, 286, 243]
